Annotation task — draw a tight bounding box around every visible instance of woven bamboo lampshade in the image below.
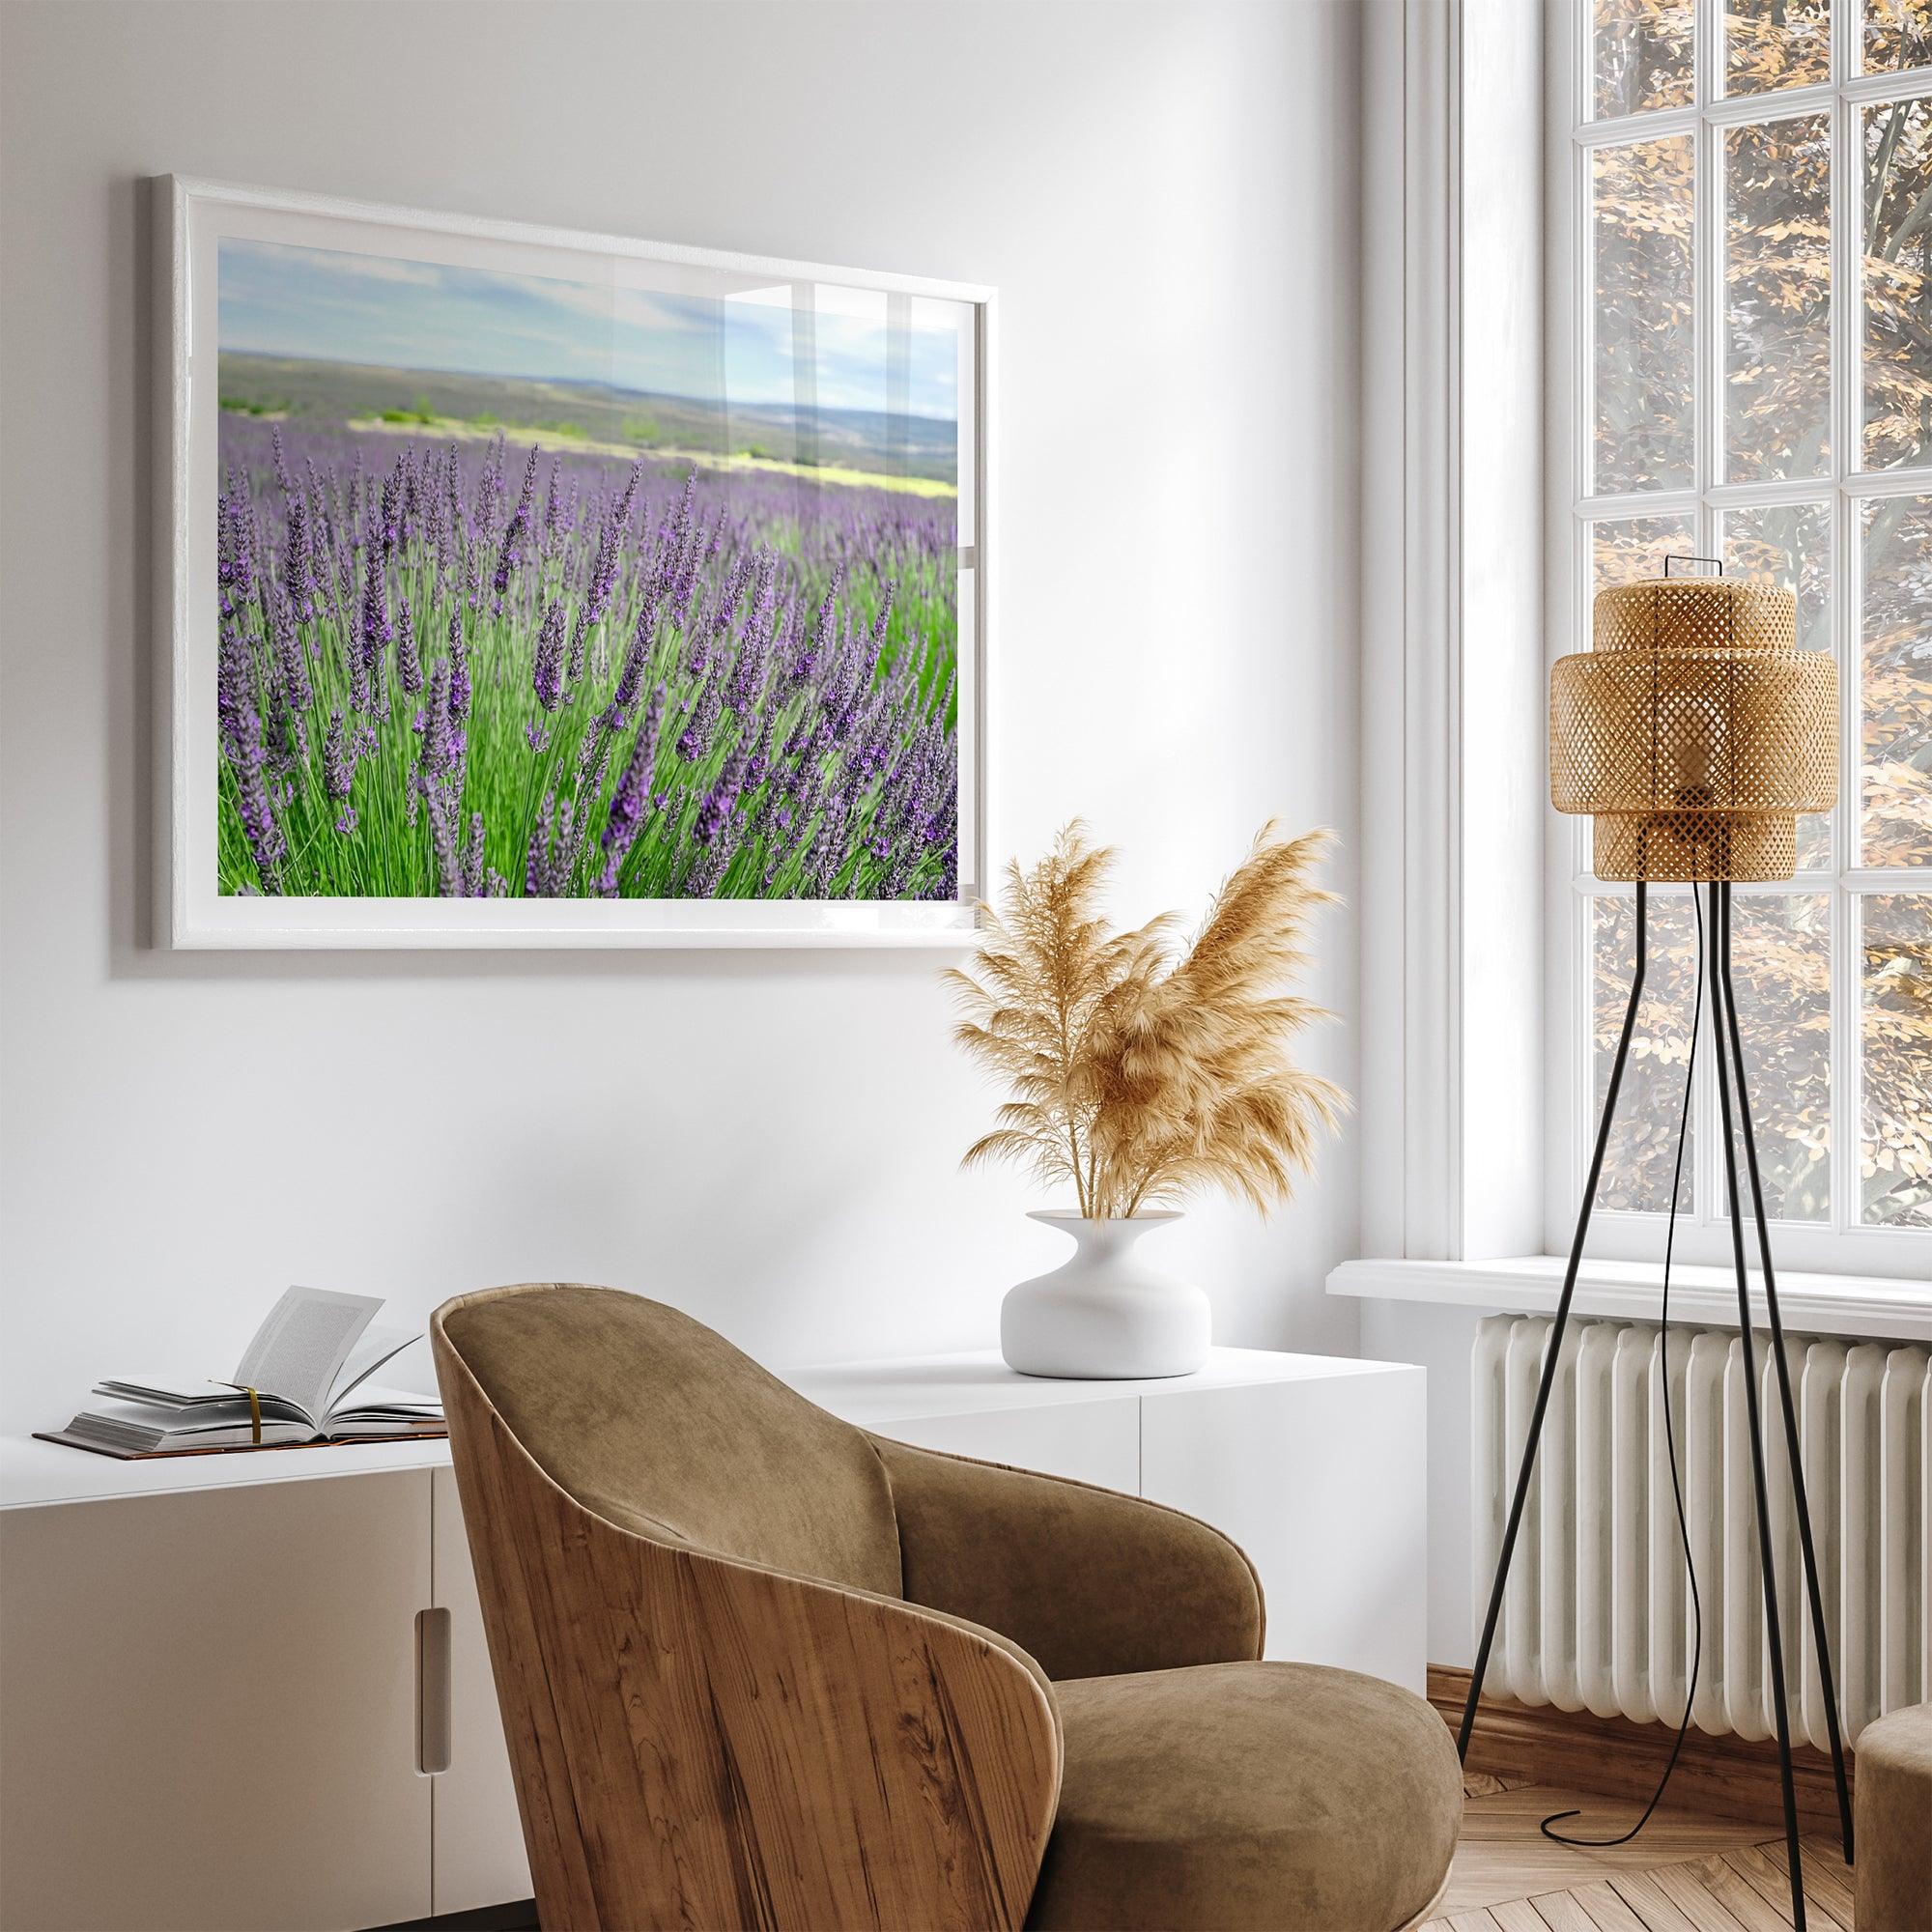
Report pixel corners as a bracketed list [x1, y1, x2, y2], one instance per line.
[1549, 576, 1837, 883]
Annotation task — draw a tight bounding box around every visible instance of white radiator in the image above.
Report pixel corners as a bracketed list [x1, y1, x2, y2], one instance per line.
[1472, 1314, 1931, 1746]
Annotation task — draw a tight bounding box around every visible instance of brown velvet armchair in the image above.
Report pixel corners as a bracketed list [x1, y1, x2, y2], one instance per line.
[432, 1282, 1461, 1932]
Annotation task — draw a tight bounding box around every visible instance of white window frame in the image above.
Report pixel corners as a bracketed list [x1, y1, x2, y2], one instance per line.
[1545, 0, 1932, 1281]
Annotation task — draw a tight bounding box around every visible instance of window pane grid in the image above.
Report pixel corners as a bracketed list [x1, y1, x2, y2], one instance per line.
[1574, 0, 1932, 1243]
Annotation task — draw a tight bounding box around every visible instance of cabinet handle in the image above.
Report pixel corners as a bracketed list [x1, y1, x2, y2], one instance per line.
[415, 1607, 452, 1776]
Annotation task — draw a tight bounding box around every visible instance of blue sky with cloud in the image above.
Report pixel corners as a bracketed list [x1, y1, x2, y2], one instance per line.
[219, 238, 958, 421]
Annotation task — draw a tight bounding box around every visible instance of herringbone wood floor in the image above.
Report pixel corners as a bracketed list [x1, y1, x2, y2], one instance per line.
[1423, 1773, 1858, 1931]
[386, 1773, 1859, 1931]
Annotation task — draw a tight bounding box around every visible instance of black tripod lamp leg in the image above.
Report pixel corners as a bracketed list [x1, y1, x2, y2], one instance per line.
[1716, 891, 1856, 1864]
[1459, 884, 1650, 1763]
[1712, 883, 1806, 1931]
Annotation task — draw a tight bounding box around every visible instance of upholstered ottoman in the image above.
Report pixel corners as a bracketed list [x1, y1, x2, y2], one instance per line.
[1856, 1701, 1932, 1931]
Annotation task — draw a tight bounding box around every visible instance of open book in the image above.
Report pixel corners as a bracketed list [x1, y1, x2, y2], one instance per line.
[42, 1288, 444, 1458]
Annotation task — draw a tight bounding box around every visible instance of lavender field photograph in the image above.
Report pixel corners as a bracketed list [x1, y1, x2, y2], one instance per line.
[212, 231, 969, 909]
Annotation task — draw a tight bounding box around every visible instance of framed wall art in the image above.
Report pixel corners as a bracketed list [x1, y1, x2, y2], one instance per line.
[156, 176, 991, 946]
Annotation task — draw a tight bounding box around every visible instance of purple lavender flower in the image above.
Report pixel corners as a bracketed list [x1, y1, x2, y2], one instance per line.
[264, 685, 307, 776]
[659, 472, 700, 612]
[693, 786, 729, 844]
[675, 663, 724, 764]
[284, 492, 313, 620]
[216, 624, 285, 889]
[525, 793, 554, 896]
[461, 812, 488, 897]
[443, 441, 464, 547]
[215, 620, 252, 763]
[379, 463, 403, 555]
[542, 461, 565, 554]
[533, 601, 565, 713]
[570, 458, 643, 660]
[213, 425, 962, 903]
[267, 585, 310, 713]
[324, 709, 355, 801]
[230, 745, 287, 886]
[525, 793, 586, 895]
[597, 684, 664, 894]
[359, 543, 391, 681]
[493, 444, 540, 595]
[478, 430, 506, 529]
[415, 658, 455, 791]
[395, 601, 422, 696]
[424, 779, 463, 896]
[215, 483, 255, 620]
[446, 615, 470, 723]
[401, 444, 423, 531]
[604, 584, 659, 728]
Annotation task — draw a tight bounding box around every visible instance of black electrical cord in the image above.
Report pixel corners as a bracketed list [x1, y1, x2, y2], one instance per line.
[1540, 882, 1706, 1849]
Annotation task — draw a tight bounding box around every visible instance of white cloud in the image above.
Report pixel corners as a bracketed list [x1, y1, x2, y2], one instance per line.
[228, 240, 445, 288]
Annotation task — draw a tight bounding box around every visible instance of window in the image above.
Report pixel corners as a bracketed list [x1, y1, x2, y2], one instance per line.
[1560, 0, 1932, 1273]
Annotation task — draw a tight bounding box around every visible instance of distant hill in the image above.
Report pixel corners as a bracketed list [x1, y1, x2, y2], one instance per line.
[217, 352, 958, 484]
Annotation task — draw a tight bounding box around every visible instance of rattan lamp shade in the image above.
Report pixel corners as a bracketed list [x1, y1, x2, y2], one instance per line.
[1549, 577, 1837, 883]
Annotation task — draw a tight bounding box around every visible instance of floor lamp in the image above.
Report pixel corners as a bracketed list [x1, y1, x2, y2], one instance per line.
[1457, 567, 1854, 1932]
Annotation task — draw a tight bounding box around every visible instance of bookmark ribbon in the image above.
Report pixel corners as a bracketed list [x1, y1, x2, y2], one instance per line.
[220, 1382, 264, 1446]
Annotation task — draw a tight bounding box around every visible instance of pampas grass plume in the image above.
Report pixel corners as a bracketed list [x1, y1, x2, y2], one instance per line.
[948, 820, 1347, 1219]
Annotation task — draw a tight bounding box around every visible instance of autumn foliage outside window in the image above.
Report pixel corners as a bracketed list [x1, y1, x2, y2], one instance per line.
[1580, 0, 1931, 1236]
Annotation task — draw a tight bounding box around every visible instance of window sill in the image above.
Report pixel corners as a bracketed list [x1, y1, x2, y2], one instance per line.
[1326, 1256, 1932, 1344]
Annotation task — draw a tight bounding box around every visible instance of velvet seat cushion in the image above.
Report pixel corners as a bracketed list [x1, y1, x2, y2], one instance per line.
[1026, 1661, 1462, 1932]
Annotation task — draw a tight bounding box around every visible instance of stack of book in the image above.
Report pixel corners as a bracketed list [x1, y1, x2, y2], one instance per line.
[40, 1287, 445, 1459]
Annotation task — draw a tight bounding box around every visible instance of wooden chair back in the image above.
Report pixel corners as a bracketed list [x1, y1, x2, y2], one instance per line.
[432, 1282, 1061, 1931]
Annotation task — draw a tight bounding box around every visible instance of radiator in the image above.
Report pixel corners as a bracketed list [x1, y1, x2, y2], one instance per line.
[1471, 1314, 1931, 1746]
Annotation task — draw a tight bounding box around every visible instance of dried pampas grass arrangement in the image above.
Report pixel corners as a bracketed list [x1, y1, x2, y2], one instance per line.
[947, 821, 1347, 1220]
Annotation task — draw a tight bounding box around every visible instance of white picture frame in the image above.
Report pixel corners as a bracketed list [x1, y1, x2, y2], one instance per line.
[156, 175, 993, 948]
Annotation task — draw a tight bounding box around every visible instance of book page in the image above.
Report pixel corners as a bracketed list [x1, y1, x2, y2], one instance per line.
[91, 1378, 244, 1406]
[233, 1287, 383, 1425]
[326, 1325, 425, 1412]
[325, 1384, 444, 1437]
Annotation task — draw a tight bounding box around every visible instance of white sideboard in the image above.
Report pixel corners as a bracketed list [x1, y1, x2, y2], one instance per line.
[0, 1346, 1424, 1932]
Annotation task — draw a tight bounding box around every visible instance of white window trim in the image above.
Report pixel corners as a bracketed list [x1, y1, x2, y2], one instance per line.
[1347, 0, 1932, 1312]
[1329, 1253, 1932, 1344]
[1359, 0, 1547, 1266]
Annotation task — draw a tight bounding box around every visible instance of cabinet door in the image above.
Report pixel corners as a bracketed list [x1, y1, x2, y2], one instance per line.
[869, 1397, 1140, 1492]
[431, 1465, 532, 1915]
[1139, 1370, 1428, 1691]
[0, 1472, 432, 1932]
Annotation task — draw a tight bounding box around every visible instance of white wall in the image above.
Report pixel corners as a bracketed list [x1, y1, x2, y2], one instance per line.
[0, 0, 1364, 1432]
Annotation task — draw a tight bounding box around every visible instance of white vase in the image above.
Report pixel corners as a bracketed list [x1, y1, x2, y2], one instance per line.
[1001, 1211, 1209, 1379]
